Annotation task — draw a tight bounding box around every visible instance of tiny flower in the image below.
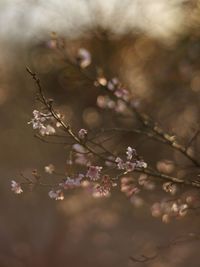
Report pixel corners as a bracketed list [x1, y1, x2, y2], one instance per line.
[124, 161, 136, 173]
[92, 175, 112, 198]
[11, 180, 23, 194]
[77, 48, 91, 68]
[44, 164, 55, 174]
[48, 189, 64, 200]
[114, 88, 129, 101]
[86, 165, 102, 181]
[136, 160, 147, 169]
[115, 157, 124, 170]
[162, 182, 177, 195]
[60, 174, 84, 189]
[126, 146, 136, 160]
[78, 128, 88, 140]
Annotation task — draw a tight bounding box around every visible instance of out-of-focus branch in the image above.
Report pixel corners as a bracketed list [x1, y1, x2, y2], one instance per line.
[130, 232, 200, 264]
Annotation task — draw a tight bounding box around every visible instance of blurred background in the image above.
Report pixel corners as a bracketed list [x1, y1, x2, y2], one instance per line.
[1, 0, 200, 266]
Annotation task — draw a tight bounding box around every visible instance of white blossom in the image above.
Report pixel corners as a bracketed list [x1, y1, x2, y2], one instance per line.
[77, 48, 91, 68]
[115, 157, 124, 170]
[28, 110, 55, 136]
[126, 147, 136, 160]
[11, 180, 23, 194]
[44, 164, 55, 174]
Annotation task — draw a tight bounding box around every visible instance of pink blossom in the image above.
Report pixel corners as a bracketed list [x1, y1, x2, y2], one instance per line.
[78, 128, 88, 140]
[86, 166, 102, 181]
[60, 174, 84, 189]
[124, 161, 136, 173]
[114, 88, 129, 101]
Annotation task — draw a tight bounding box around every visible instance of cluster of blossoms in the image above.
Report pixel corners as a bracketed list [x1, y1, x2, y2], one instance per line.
[97, 95, 127, 114]
[28, 110, 56, 136]
[11, 45, 200, 226]
[116, 146, 147, 173]
[59, 174, 84, 189]
[121, 174, 155, 196]
[98, 77, 130, 101]
[92, 175, 115, 198]
[96, 76, 130, 114]
[151, 200, 189, 223]
[48, 166, 113, 200]
[11, 180, 23, 194]
[121, 177, 140, 197]
[48, 174, 84, 200]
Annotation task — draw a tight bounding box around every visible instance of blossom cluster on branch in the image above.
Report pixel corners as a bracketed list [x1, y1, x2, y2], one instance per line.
[11, 37, 200, 224]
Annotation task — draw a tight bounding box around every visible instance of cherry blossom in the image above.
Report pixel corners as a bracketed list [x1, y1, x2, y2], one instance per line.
[60, 174, 84, 189]
[11, 180, 23, 194]
[78, 128, 88, 140]
[28, 110, 55, 136]
[86, 166, 102, 181]
[44, 164, 55, 174]
[77, 48, 91, 68]
[91, 175, 114, 198]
